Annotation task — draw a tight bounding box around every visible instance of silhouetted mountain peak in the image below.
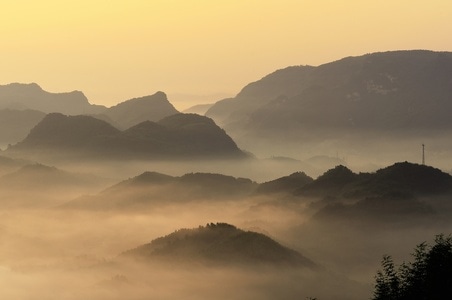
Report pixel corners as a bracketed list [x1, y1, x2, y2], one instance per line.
[257, 171, 314, 194]
[113, 91, 170, 108]
[317, 165, 356, 181]
[105, 91, 179, 129]
[126, 171, 175, 185]
[373, 161, 452, 194]
[13, 113, 120, 149]
[298, 165, 357, 197]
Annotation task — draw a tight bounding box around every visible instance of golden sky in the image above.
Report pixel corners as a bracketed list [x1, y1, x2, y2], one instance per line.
[1, 0, 451, 109]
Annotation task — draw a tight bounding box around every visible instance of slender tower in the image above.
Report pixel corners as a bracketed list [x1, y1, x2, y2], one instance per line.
[422, 144, 425, 165]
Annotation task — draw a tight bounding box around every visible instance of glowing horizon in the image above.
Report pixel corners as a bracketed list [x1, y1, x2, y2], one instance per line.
[1, 0, 451, 109]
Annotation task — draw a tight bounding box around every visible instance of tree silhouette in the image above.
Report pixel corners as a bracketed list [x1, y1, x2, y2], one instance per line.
[372, 234, 452, 300]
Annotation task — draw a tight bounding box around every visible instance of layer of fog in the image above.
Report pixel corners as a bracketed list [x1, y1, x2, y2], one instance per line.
[1, 158, 452, 299]
[0, 203, 365, 300]
[230, 131, 452, 174]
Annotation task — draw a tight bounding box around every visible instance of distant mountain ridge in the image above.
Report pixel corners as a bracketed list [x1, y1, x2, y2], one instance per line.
[7, 112, 247, 161]
[59, 161, 452, 225]
[0, 83, 105, 115]
[64, 171, 257, 210]
[205, 50, 452, 157]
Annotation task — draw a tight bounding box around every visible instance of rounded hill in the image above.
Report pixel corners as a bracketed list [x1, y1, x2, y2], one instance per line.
[122, 223, 316, 267]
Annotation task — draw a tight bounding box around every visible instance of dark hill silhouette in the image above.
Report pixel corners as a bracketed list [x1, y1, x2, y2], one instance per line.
[7, 113, 247, 160]
[64, 172, 257, 210]
[298, 165, 359, 197]
[205, 50, 452, 157]
[10, 113, 120, 153]
[104, 91, 179, 129]
[0, 83, 105, 115]
[371, 162, 452, 194]
[155, 113, 243, 156]
[0, 109, 46, 147]
[122, 223, 316, 267]
[257, 171, 313, 194]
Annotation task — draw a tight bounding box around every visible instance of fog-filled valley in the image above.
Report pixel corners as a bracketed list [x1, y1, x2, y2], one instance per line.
[2, 156, 452, 299]
[1, 50, 452, 299]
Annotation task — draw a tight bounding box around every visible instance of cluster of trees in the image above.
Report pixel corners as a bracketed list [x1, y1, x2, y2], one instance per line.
[373, 234, 452, 300]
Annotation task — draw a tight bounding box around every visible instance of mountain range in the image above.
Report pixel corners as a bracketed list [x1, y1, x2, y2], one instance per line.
[0, 86, 180, 147]
[295, 162, 452, 223]
[4, 51, 452, 165]
[62, 160, 452, 220]
[256, 162, 452, 218]
[205, 50, 452, 158]
[64, 171, 256, 210]
[297, 162, 452, 199]
[3, 49, 452, 170]
[7, 112, 246, 161]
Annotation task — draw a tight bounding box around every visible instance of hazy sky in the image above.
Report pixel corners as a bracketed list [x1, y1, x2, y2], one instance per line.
[1, 0, 451, 109]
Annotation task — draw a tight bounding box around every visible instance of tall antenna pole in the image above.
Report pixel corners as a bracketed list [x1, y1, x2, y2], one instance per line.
[422, 144, 425, 165]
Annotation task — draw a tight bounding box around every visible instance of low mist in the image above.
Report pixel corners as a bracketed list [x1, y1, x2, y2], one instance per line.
[1, 157, 452, 300]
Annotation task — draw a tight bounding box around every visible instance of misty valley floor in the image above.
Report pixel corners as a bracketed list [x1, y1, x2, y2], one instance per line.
[0, 208, 368, 300]
[1, 159, 452, 300]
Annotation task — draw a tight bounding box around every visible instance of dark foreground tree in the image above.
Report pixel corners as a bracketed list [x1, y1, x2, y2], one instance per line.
[372, 234, 452, 300]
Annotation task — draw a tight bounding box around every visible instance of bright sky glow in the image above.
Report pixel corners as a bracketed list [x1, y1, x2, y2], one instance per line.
[1, 0, 451, 109]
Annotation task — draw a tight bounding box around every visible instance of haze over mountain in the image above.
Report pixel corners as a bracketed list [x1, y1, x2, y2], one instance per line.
[0, 109, 46, 148]
[182, 103, 214, 115]
[206, 50, 452, 163]
[0, 154, 27, 176]
[7, 112, 247, 161]
[0, 163, 110, 208]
